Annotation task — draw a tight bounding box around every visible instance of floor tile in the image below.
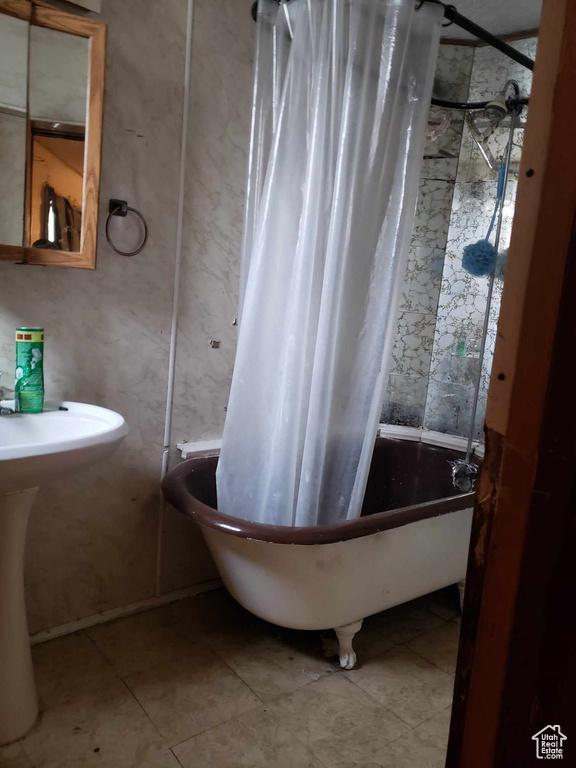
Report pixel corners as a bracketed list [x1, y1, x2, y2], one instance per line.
[86, 602, 202, 677]
[33, 632, 123, 708]
[15, 592, 463, 767]
[344, 646, 454, 727]
[354, 706, 452, 767]
[21, 688, 180, 768]
[345, 624, 397, 663]
[173, 707, 323, 768]
[266, 674, 411, 768]
[124, 646, 260, 746]
[211, 626, 338, 701]
[0, 743, 33, 768]
[406, 622, 461, 674]
[359, 598, 446, 646]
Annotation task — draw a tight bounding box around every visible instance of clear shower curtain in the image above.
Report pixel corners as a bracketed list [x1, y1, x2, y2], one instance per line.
[217, 0, 443, 527]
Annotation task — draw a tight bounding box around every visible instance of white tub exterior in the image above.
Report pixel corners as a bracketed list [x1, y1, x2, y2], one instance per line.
[200, 505, 473, 632]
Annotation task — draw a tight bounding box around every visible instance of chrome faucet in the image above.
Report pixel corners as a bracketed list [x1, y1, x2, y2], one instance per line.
[0, 372, 15, 414]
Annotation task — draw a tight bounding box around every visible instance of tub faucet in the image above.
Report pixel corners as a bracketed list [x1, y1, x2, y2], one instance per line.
[0, 372, 15, 414]
[449, 459, 477, 493]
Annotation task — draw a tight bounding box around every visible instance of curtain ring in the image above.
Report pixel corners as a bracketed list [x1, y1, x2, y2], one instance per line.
[442, 4, 456, 27]
[105, 199, 148, 257]
[415, 1, 454, 27]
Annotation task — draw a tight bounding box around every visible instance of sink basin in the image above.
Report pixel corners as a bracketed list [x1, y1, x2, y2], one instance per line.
[0, 401, 128, 493]
[0, 401, 127, 745]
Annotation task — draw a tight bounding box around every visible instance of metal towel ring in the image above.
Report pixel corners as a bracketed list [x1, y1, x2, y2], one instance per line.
[105, 199, 148, 257]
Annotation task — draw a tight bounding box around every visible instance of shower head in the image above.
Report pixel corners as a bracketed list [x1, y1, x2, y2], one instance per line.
[484, 93, 508, 123]
[482, 80, 522, 126]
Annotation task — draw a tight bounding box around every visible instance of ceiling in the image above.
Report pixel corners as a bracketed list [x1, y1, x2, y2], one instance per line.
[440, 0, 542, 41]
[35, 136, 85, 177]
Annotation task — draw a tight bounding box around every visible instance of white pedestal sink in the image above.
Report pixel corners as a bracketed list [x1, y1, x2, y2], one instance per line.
[0, 402, 127, 745]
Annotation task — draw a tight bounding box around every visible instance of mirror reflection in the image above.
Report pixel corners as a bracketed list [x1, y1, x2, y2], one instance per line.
[28, 26, 89, 251]
[0, 12, 28, 247]
[0, 15, 90, 251]
[30, 128, 85, 251]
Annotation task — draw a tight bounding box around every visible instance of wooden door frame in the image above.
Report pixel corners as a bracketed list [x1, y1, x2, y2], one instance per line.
[0, 0, 105, 268]
[447, 0, 576, 765]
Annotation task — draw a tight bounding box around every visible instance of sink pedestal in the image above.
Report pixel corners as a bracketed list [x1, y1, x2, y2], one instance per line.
[0, 401, 128, 744]
[0, 488, 39, 745]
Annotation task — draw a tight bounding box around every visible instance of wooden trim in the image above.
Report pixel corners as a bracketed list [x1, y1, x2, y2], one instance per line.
[0, 0, 106, 268]
[0, 245, 25, 262]
[25, 4, 106, 268]
[0, 0, 31, 20]
[31, 2, 104, 39]
[23, 248, 95, 268]
[447, 0, 576, 765]
[492, 216, 576, 763]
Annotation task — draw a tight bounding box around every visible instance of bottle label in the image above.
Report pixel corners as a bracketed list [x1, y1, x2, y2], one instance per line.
[15, 328, 45, 414]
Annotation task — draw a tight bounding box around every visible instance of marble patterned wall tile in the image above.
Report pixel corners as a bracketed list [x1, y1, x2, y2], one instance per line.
[424, 108, 464, 164]
[430, 351, 481, 390]
[159, 0, 255, 592]
[427, 313, 484, 378]
[380, 374, 429, 429]
[468, 38, 537, 104]
[391, 177, 510, 423]
[411, 179, 454, 250]
[423, 45, 474, 172]
[382, 43, 472, 429]
[433, 45, 475, 103]
[0, 13, 28, 111]
[0, 0, 188, 633]
[437, 279, 488, 323]
[423, 378, 484, 439]
[389, 312, 437, 377]
[421, 156, 458, 182]
[399, 246, 445, 315]
[421, 35, 533, 440]
[169, 0, 254, 445]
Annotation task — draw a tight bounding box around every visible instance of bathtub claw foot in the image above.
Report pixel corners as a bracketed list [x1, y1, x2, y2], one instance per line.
[457, 580, 466, 612]
[334, 620, 363, 670]
[339, 651, 356, 670]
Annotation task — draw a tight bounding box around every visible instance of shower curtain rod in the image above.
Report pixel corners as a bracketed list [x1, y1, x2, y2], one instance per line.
[250, 1, 535, 111]
[422, 1, 534, 73]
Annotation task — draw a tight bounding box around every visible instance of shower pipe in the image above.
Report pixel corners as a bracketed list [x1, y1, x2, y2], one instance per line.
[250, 0, 535, 112]
[464, 89, 521, 465]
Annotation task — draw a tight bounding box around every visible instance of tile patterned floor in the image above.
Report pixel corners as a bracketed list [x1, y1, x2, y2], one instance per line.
[1, 587, 462, 768]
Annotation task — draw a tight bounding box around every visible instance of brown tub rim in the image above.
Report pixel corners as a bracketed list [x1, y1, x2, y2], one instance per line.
[161, 449, 476, 546]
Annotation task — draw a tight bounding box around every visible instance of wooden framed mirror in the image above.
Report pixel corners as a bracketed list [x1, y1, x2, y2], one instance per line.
[0, 0, 105, 268]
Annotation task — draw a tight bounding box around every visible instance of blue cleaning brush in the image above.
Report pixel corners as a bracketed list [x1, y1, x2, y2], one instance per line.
[462, 163, 507, 277]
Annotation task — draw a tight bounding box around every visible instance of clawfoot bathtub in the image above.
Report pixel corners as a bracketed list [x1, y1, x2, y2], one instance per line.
[162, 438, 474, 669]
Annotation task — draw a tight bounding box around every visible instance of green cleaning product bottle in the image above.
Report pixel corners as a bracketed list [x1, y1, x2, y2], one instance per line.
[15, 327, 45, 413]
